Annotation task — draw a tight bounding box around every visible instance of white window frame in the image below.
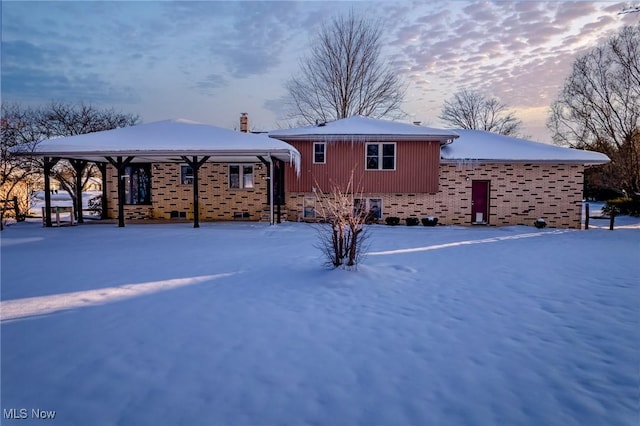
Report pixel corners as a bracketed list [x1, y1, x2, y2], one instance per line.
[228, 164, 254, 189]
[313, 142, 326, 164]
[365, 142, 396, 171]
[180, 164, 194, 185]
[353, 198, 383, 219]
[303, 196, 316, 219]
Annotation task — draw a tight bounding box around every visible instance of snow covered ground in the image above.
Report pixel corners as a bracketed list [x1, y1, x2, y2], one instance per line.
[1, 214, 639, 425]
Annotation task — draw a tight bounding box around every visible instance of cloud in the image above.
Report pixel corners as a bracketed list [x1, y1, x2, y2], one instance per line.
[387, 0, 633, 113]
[2, 40, 63, 68]
[162, 1, 314, 79]
[1, 37, 140, 104]
[263, 95, 291, 121]
[2, 65, 139, 104]
[193, 74, 229, 95]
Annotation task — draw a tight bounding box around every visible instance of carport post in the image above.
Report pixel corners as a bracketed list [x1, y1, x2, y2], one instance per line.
[43, 157, 60, 228]
[181, 156, 209, 228]
[70, 159, 88, 224]
[105, 156, 135, 227]
[268, 155, 274, 225]
[96, 162, 109, 220]
[585, 203, 589, 230]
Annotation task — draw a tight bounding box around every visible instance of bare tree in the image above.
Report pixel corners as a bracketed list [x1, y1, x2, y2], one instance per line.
[1, 102, 139, 221]
[314, 172, 370, 269]
[439, 89, 524, 136]
[0, 104, 41, 227]
[619, 5, 640, 14]
[286, 10, 405, 125]
[548, 24, 640, 194]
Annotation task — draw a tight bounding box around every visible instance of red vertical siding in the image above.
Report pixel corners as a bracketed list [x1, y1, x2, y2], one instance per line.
[285, 139, 440, 193]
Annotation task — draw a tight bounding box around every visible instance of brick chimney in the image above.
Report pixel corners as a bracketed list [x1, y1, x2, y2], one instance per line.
[240, 113, 249, 133]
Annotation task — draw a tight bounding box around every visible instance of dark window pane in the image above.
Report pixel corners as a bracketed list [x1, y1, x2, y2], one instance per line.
[382, 156, 395, 170]
[229, 165, 240, 188]
[124, 169, 132, 204]
[313, 143, 326, 163]
[369, 199, 382, 218]
[382, 144, 395, 169]
[181, 165, 194, 184]
[366, 144, 379, 169]
[124, 164, 151, 205]
[138, 166, 150, 203]
[314, 143, 325, 163]
[353, 198, 364, 216]
[243, 165, 254, 188]
[367, 156, 379, 170]
[303, 197, 315, 218]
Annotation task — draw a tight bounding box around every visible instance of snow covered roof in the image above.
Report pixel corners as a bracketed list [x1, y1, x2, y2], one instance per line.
[26, 119, 301, 171]
[268, 115, 459, 143]
[441, 129, 610, 165]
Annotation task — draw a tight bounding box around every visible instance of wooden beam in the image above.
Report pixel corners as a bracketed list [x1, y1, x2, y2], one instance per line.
[105, 156, 134, 227]
[96, 162, 109, 220]
[274, 159, 285, 223]
[181, 156, 210, 228]
[43, 157, 60, 228]
[70, 159, 88, 224]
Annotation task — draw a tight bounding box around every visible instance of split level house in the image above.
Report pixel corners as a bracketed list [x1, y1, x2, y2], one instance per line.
[270, 116, 609, 229]
[29, 115, 609, 229]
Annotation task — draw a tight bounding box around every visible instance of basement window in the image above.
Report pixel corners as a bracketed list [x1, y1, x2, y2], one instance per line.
[354, 198, 382, 219]
[303, 196, 316, 219]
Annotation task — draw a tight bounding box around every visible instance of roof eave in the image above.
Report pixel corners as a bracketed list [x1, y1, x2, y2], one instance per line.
[26, 148, 298, 158]
[269, 134, 457, 143]
[441, 158, 610, 165]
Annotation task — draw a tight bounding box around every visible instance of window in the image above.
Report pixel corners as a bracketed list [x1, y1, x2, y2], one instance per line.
[124, 164, 151, 205]
[180, 165, 194, 185]
[354, 198, 382, 219]
[313, 142, 326, 164]
[353, 198, 365, 217]
[366, 143, 395, 170]
[303, 196, 316, 219]
[229, 164, 254, 189]
[368, 198, 382, 219]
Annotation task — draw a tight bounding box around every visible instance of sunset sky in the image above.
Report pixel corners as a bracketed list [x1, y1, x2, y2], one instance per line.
[2, 1, 637, 142]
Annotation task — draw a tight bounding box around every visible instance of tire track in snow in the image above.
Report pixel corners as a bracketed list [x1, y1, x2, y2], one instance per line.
[369, 229, 572, 256]
[1, 273, 237, 322]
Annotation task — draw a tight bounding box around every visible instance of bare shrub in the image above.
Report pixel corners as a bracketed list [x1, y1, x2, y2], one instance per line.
[314, 173, 370, 269]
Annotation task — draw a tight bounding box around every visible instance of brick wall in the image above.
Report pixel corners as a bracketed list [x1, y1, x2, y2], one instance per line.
[287, 163, 585, 229]
[106, 162, 269, 221]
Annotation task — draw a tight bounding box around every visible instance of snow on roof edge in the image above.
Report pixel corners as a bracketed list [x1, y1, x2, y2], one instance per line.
[440, 129, 610, 164]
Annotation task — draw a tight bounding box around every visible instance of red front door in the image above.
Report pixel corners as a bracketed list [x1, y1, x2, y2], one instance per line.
[471, 180, 490, 224]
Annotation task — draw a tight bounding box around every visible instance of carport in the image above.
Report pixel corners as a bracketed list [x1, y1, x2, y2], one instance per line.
[25, 119, 300, 228]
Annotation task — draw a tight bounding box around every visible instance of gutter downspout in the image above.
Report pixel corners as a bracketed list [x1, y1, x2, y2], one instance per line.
[268, 155, 274, 225]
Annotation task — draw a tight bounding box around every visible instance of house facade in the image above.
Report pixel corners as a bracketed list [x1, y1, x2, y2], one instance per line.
[31, 115, 608, 229]
[104, 160, 272, 221]
[29, 118, 299, 227]
[269, 116, 609, 229]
